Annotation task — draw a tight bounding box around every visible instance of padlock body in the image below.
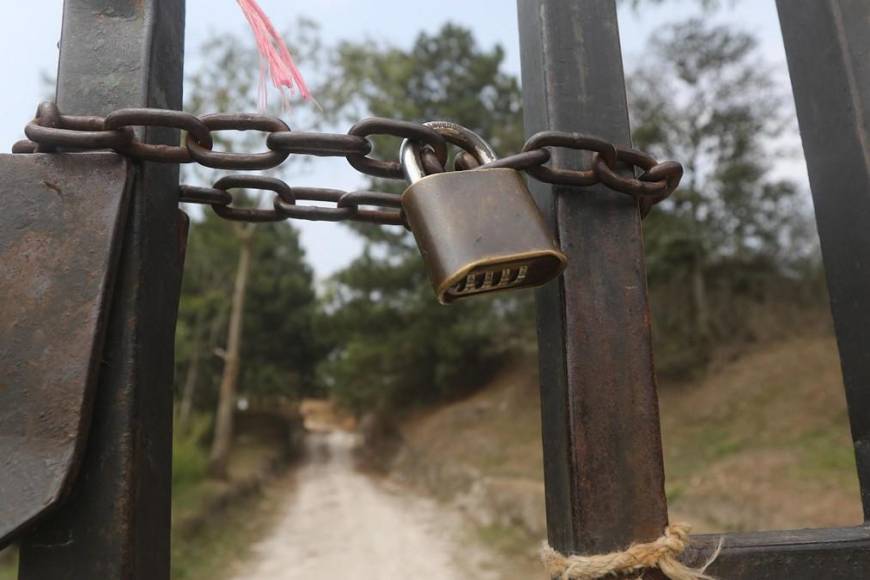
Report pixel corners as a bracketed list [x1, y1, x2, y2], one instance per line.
[402, 168, 567, 304]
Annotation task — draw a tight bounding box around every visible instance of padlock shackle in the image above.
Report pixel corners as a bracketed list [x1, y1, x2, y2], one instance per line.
[400, 140, 429, 183]
[401, 121, 497, 183]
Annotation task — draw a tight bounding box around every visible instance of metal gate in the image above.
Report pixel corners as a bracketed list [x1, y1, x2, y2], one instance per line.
[5, 1, 870, 578]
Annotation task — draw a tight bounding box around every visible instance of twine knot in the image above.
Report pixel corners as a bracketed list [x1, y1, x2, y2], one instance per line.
[540, 524, 720, 580]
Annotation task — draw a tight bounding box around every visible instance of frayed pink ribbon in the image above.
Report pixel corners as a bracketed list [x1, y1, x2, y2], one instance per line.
[236, 0, 312, 109]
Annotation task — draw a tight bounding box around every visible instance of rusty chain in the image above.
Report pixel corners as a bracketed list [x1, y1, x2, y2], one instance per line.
[13, 102, 683, 226]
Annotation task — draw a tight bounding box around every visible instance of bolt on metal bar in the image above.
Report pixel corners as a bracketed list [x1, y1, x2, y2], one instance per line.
[17, 1, 186, 579]
[777, 0, 870, 520]
[517, 0, 669, 568]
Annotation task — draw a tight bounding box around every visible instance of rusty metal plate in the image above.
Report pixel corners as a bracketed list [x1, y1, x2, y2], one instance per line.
[0, 153, 131, 547]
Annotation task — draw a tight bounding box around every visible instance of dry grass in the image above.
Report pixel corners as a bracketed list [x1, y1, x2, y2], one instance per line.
[400, 357, 545, 485]
[660, 335, 861, 532]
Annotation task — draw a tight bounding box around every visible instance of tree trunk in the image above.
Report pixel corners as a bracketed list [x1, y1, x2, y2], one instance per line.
[686, 189, 711, 346]
[177, 333, 202, 435]
[178, 306, 225, 434]
[208, 225, 255, 479]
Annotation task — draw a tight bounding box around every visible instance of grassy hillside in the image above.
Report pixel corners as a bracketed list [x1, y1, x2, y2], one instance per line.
[393, 332, 861, 575]
[662, 335, 860, 532]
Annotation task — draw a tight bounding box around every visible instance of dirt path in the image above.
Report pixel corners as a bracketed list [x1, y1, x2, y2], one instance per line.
[231, 431, 497, 580]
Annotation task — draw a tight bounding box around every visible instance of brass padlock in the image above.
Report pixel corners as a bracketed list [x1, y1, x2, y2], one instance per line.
[401, 122, 567, 304]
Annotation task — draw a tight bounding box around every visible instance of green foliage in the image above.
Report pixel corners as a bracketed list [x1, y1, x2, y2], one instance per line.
[172, 414, 211, 491]
[323, 23, 523, 154]
[0, 548, 16, 580]
[240, 223, 323, 395]
[319, 259, 526, 412]
[176, 214, 322, 406]
[317, 24, 529, 413]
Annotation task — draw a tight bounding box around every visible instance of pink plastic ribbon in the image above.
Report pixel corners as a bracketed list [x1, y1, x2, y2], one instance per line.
[236, 0, 312, 109]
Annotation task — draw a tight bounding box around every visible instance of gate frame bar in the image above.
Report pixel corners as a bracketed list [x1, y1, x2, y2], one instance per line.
[17, 1, 186, 579]
[517, 0, 669, 566]
[776, 0, 870, 514]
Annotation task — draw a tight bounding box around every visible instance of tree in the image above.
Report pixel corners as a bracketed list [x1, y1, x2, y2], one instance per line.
[628, 19, 804, 367]
[316, 24, 530, 413]
[175, 220, 231, 435]
[178, 21, 324, 477]
[239, 221, 322, 397]
[322, 23, 523, 155]
[208, 223, 254, 477]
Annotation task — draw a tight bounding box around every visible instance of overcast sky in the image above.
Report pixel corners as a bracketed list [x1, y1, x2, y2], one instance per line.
[0, 0, 805, 281]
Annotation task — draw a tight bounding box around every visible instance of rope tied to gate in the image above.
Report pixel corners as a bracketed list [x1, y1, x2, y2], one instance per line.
[540, 524, 722, 580]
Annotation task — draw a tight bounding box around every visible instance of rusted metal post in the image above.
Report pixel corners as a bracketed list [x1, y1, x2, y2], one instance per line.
[776, 0, 870, 520]
[17, 1, 185, 579]
[517, 0, 669, 562]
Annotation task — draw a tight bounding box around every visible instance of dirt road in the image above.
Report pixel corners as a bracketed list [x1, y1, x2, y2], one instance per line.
[232, 431, 498, 580]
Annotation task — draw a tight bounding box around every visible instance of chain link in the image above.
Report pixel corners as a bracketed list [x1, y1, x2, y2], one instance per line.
[187, 113, 290, 170]
[104, 108, 213, 163]
[13, 102, 683, 226]
[179, 175, 405, 226]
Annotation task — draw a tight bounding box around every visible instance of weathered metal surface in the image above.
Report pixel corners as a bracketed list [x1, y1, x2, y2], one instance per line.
[17, 1, 185, 578]
[402, 168, 567, 303]
[0, 153, 131, 548]
[777, 0, 870, 518]
[517, 0, 669, 569]
[686, 527, 870, 579]
[401, 121, 566, 303]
